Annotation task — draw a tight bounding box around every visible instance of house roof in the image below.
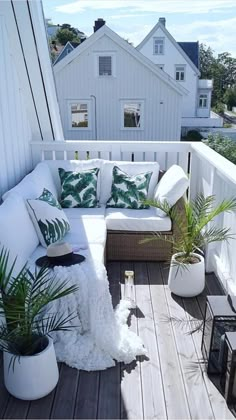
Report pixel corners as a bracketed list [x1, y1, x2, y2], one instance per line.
[178, 42, 199, 69]
[53, 41, 80, 65]
[54, 25, 188, 96]
[136, 21, 200, 76]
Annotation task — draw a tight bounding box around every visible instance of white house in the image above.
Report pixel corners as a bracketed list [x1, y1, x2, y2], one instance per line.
[54, 21, 187, 141]
[137, 18, 223, 130]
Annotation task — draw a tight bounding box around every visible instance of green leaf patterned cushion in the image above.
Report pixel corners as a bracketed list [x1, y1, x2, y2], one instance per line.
[106, 166, 152, 209]
[59, 167, 99, 208]
[27, 189, 70, 247]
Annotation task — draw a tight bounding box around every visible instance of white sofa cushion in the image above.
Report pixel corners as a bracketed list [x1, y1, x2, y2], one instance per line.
[100, 161, 160, 205]
[64, 205, 106, 219]
[154, 165, 189, 217]
[105, 208, 171, 232]
[27, 190, 70, 247]
[64, 218, 107, 247]
[2, 162, 57, 201]
[41, 159, 103, 200]
[0, 194, 39, 273]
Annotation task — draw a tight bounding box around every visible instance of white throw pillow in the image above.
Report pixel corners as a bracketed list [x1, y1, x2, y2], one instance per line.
[0, 194, 39, 274]
[27, 189, 70, 247]
[153, 165, 189, 217]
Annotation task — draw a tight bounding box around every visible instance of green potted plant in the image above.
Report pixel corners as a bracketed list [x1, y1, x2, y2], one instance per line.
[0, 248, 79, 400]
[143, 194, 236, 297]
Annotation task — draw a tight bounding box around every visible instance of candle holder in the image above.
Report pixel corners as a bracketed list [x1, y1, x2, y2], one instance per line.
[124, 270, 136, 309]
[201, 296, 236, 374]
[221, 332, 236, 405]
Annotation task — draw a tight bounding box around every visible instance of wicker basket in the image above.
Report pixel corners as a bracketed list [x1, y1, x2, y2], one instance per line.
[106, 198, 185, 262]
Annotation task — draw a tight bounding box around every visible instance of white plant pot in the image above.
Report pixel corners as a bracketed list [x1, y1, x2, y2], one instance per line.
[168, 252, 205, 297]
[4, 337, 59, 400]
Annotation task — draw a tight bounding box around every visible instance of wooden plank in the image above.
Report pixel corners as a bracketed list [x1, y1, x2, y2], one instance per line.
[134, 262, 167, 420]
[73, 371, 99, 419]
[120, 262, 143, 420]
[3, 397, 30, 419]
[160, 264, 214, 420]
[97, 262, 121, 420]
[205, 273, 224, 295]
[50, 363, 79, 419]
[183, 297, 235, 420]
[97, 366, 121, 420]
[147, 262, 191, 419]
[27, 364, 62, 419]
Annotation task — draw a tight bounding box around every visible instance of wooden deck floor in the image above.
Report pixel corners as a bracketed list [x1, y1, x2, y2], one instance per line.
[0, 262, 235, 420]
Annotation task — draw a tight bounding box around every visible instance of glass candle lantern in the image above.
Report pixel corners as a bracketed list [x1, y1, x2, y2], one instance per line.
[220, 332, 236, 405]
[201, 296, 236, 374]
[124, 270, 136, 309]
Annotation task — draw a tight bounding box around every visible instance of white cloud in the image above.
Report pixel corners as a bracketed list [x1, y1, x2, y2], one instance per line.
[56, 0, 236, 15]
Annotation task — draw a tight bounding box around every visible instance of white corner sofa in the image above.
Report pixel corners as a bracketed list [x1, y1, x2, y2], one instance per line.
[0, 159, 184, 273]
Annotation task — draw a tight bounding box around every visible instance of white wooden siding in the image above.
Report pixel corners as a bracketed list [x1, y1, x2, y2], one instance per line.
[55, 34, 182, 141]
[0, 16, 32, 199]
[138, 26, 198, 118]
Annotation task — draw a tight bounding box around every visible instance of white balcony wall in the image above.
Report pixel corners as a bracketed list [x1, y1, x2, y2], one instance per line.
[190, 142, 236, 294]
[0, 16, 32, 199]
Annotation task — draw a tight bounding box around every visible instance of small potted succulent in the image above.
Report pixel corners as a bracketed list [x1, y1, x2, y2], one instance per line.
[0, 248, 78, 400]
[143, 194, 236, 297]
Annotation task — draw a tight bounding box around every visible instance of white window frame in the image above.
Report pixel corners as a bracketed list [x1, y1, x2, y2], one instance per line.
[95, 52, 116, 77]
[199, 93, 208, 108]
[153, 37, 165, 55]
[175, 65, 186, 82]
[120, 100, 144, 131]
[67, 100, 91, 131]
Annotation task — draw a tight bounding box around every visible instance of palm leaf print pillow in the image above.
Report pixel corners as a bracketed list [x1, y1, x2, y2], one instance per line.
[106, 166, 152, 209]
[27, 188, 70, 247]
[59, 167, 99, 208]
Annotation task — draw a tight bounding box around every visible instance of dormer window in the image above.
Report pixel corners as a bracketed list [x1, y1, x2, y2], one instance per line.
[99, 56, 112, 76]
[153, 38, 164, 55]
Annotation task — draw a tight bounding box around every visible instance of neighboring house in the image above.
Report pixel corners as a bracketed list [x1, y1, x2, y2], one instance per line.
[54, 20, 187, 141]
[54, 41, 80, 65]
[137, 18, 223, 130]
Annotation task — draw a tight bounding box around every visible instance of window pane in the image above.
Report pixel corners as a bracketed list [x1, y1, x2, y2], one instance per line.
[154, 39, 164, 54]
[71, 103, 88, 127]
[99, 56, 112, 75]
[124, 103, 141, 128]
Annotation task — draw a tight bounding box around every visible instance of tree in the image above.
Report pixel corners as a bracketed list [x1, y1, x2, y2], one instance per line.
[223, 86, 236, 110]
[199, 44, 236, 106]
[55, 24, 81, 46]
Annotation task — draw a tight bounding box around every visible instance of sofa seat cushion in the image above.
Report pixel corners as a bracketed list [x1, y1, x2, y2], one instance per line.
[64, 218, 107, 247]
[105, 208, 171, 232]
[64, 205, 106, 219]
[100, 161, 160, 205]
[29, 243, 105, 269]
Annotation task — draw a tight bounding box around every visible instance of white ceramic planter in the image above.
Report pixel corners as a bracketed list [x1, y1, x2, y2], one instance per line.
[168, 252, 205, 297]
[4, 337, 59, 400]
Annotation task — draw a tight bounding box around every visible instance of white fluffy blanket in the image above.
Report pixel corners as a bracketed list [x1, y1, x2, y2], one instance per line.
[45, 256, 146, 371]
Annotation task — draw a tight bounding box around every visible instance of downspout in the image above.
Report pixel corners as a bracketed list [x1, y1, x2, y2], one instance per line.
[90, 95, 97, 140]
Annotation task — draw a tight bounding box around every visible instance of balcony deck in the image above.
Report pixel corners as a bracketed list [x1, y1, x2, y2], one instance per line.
[0, 261, 235, 420]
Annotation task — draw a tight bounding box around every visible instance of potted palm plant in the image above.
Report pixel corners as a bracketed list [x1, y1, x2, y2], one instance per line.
[143, 194, 236, 297]
[0, 248, 79, 400]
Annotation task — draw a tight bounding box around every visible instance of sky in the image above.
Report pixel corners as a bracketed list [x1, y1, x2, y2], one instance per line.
[42, 0, 236, 56]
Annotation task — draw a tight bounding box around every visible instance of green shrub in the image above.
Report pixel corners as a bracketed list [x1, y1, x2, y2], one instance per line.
[212, 103, 225, 115]
[204, 134, 236, 164]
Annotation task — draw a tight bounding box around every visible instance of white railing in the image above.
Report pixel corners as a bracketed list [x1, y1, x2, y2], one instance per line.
[31, 140, 191, 173]
[190, 142, 236, 294]
[31, 140, 236, 294]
